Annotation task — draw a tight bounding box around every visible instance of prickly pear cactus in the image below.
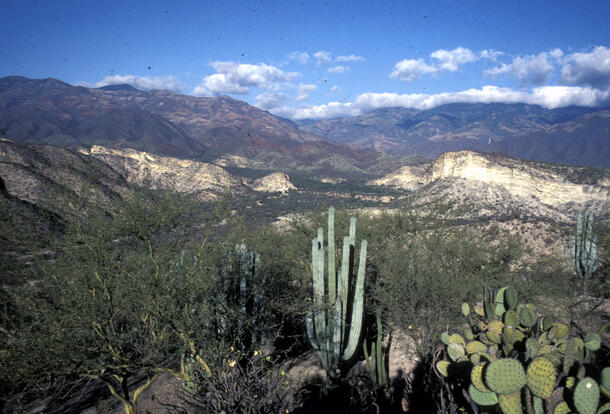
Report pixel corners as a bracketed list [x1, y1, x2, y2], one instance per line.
[435, 285, 609, 414]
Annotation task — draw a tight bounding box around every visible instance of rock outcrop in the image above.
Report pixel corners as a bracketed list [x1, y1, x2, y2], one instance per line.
[249, 172, 296, 193]
[0, 139, 129, 211]
[84, 145, 241, 199]
[370, 150, 609, 221]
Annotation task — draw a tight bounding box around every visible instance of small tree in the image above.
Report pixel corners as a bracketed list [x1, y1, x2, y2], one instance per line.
[2, 188, 221, 413]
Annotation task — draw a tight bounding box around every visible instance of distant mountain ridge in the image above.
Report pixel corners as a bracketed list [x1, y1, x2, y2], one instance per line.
[0, 76, 388, 174]
[298, 103, 610, 167]
[2, 76, 609, 170]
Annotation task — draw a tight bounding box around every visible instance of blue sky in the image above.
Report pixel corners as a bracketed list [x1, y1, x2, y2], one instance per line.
[1, 0, 609, 119]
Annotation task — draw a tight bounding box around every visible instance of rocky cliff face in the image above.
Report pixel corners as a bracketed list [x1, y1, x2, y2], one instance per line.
[0, 138, 129, 212]
[371, 150, 609, 221]
[250, 172, 296, 193]
[83, 145, 242, 200]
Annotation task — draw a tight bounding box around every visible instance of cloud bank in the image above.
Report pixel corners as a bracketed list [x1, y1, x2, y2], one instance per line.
[93, 75, 183, 91]
[390, 47, 478, 82]
[271, 85, 610, 120]
[192, 61, 300, 96]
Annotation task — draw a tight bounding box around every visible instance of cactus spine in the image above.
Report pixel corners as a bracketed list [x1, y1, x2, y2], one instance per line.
[565, 208, 599, 297]
[306, 207, 367, 379]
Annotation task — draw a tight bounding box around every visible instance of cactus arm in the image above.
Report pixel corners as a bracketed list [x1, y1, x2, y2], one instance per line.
[328, 207, 336, 305]
[343, 240, 367, 360]
[306, 208, 368, 379]
[339, 236, 351, 349]
[311, 236, 328, 366]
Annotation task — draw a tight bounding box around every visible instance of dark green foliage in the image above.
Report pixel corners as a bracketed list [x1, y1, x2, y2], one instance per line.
[1, 188, 224, 412]
[182, 348, 299, 414]
[565, 209, 600, 297]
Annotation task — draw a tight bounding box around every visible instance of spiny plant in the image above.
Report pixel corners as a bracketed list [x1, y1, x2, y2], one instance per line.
[435, 285, 609, 414]
[363, 313, 389, 391]
[306, 207, 367, 380]
[216, 243, 266, 353]
[565, 208, 599, 297]
[181, 243, 265, 394]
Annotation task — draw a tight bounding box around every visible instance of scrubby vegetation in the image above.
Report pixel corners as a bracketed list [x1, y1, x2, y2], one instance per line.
[0, 185, 607, 413]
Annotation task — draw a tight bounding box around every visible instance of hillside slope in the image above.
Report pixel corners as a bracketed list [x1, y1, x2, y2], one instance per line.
[298, 103, 610, 167]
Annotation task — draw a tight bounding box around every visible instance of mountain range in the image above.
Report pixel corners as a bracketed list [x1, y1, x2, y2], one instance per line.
[298, 103, 610, 167]
[1, 76, 609, 171]
[0, 76, 391, 175]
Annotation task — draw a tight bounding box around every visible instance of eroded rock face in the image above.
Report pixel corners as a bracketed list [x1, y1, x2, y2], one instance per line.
[0, 139, 129, 210]
[370, 150, 609, 221]
[84, 145, 241, 199]
[250, 172, 296, 193]
[429, 151, 608, 206]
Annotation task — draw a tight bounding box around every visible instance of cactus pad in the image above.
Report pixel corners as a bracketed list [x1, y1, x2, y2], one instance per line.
[462, 302, 470, 317]
[448, 342, 465, 361]
[573, 377, 599, 414]
[520, 307, 536, 328]
[584, 332, 601, 351]
[533, 396, 544, 414]
[488, 320, 505, 334]
[553, 401, 570, 414]
[498, 391, 523, 414]
[450, 333, 466, 346]
[539, 316, 553, 331]
[475, 303, 485, 317]
[550, 323, 569, 339]
[526, 357, 556, 399]
[486, 358, 526, 395]
[505, 286, 517, 310]
[471, 363, 491, 393]
[436, 360, 450, 377]
[469, 384, 498, 406]
[526, 337, 539, 357]
[486, 330, 502, 344]
[504, 310, 520, 327]
[440, 332, 451, 345]
[466, 340, 487, 355]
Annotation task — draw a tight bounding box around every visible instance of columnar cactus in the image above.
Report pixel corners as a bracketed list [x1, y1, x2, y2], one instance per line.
[565, 208, 599, 297]
[218, 243, 265, 352]
[363, 313, 388, 389]
[306, 207, 367, 379]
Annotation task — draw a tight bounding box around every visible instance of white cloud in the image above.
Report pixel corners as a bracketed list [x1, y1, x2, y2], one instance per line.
[389, 58, 437, 82]
[271, 85, 610, 120]
[192, 61, 300, 96]
[480, 49, 504, 61]
[313, 51, 332, 66]
[255, 92, 291, 109]
[296, 83, 317, 101]
[430, 47, 477, 71]
[313, 51, 365, 66]
[485, 49, 563, 85]
[561, 46, 610, 88]
[336, 54, 365, 62]
[93, 75, 183, 91]
[330, 85, 341, 93]
[391, 47, 479, 82]
[287, 51, 309, 64]
[328, 65, 349, 74]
